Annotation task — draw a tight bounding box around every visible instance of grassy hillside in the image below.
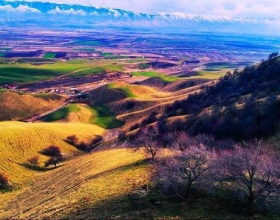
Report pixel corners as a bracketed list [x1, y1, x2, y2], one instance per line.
[163, 56, 280, 140]
[85, 79, 207, 130]
[0, 121, 104, 186]
[41, 103, 124, 129]
[1, 145, 272, 219]
[42, 104, 81, 122]
[132, 71, 181, 82]
[0, 148, 150, 219]
[0, 90, 66, 121]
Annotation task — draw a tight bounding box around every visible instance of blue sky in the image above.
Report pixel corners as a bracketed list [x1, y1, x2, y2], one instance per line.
[10, 0, 280, 18]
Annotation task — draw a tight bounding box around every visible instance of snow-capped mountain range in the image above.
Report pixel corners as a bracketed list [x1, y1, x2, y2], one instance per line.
[0, 0, 278, 35]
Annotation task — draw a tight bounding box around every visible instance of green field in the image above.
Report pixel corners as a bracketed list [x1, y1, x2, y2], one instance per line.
[133, 71, 181, 82]
[71, 67, 107, 78]
[189, 69, 230, 79]
[103, 64, 124, 71]
[107, 83, 135, 98]
[41, 103, 123, 129]
[87, 105, 124, 129]
[43, 53, 56, 59]
[101, 52, 113, 57]
[42, 104, 80, 122]
[0, 59, 125, 85]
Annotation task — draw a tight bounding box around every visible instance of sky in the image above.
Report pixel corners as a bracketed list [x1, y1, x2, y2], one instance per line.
[9, 0, 280, 18]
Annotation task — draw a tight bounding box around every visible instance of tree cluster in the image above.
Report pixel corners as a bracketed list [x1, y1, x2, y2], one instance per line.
[42, 145, 64, 168]
[154, 140, 280, 216]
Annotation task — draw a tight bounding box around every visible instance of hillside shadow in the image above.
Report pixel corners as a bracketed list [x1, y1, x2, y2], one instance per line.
[21, 162, 66, 172]
[60, 185, 257, 220]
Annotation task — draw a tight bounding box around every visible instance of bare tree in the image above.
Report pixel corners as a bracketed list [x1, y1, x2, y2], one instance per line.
[155, 145, 214, 199]
[132, 126, 158, 160]
[214, 144, 280, 216]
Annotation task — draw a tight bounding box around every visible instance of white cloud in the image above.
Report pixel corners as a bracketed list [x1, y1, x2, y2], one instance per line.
[7, 0, 280, 18]
[48, 6, 87, 15]
[0, 5, 41, 13]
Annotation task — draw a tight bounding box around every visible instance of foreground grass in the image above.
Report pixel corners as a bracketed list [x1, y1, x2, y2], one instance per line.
[0, 145, 275, 219]
[0, 148, 149, 219]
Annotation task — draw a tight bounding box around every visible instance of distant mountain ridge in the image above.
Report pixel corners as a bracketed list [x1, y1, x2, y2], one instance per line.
[0, 0, 278, 35]
[0, 0, 273, 22]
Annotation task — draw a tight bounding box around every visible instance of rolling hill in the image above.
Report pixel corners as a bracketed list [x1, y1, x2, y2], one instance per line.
[2, 52, 280, 219]
[0, 147, 150, 219]
[0, 121, 104, 186]
[0, 90, 66, 121]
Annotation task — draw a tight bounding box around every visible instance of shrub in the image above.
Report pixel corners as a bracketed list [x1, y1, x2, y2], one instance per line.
[44, 156, 64, 168]
[66, 135, 79, 146]
[76, 136, 103, 152]
[41, 145, 62, 157]
[77, 141, 89, 151]
[0, 173, 9, 189]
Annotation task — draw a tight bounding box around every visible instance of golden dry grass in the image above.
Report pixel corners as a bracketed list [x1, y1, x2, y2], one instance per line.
[109, 82, 171, 99]
[0, 121, 104, 186]
[65, 104, 93, 123]
[0, 91, 66, 121]
[0, 148, 150, 219]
